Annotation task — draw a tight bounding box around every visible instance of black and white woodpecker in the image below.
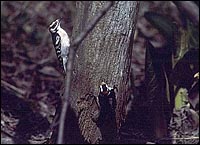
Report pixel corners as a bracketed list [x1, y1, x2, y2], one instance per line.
[97, 82, 117, 126]
[49, 19, 70, 73]
[98, 82, 117, 111]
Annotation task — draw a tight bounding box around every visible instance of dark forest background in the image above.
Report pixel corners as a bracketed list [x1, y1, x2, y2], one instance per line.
[1, 1, 199, 144]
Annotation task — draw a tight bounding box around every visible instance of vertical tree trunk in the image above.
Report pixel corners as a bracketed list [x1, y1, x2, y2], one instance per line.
[69, 1, 139, 143]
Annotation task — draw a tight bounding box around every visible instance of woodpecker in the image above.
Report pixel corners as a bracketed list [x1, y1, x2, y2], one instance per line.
[99, 82, 112, 95]
[99, 82, 117, 109]
[97, 82, 117, 126]
[49, 19, 70, 73]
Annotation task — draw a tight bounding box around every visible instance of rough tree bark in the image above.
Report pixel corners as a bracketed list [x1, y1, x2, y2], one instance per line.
[68, 1, 139, 143]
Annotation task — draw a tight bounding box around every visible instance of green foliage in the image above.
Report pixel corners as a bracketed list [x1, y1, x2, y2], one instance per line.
[174, 88, 189, 110]
[144, 10, 199, 139]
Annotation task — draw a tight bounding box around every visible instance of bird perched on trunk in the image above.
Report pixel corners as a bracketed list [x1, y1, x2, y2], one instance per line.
[97, 82, 117, 126]
[49, 19, 70, 73]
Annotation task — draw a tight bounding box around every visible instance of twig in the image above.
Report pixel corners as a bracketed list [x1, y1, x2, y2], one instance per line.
[157, 136, 199, 141]
[146, 142, 155, 144]
[1, 80, 27, 99]
[1, 129, 15, 138]
[147, 136, 199, 144]
[173, 1, 199, 25]
[57, 1, 114, 144]
[72, 1, 114, 48]
[171, 137, 199, 140]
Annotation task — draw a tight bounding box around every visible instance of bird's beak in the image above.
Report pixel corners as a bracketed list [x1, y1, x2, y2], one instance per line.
[58, 18, 63, 22]
[57, 19, 61, 24]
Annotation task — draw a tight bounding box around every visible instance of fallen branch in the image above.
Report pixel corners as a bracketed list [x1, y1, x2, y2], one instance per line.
[57, 1, 114, 144]
[156, 136, 199, 142]
[1, 80, 27, 99]
[171, 137, 199, 140]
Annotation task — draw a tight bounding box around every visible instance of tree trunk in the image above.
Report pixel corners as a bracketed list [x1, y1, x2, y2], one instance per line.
[69, 1, 139, 143]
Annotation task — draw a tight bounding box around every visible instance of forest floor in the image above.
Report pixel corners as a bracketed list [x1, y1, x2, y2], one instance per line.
[0, 88, 162, 144]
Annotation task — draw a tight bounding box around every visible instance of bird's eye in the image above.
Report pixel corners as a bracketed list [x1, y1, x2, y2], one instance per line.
[52, 23, 57, 28]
